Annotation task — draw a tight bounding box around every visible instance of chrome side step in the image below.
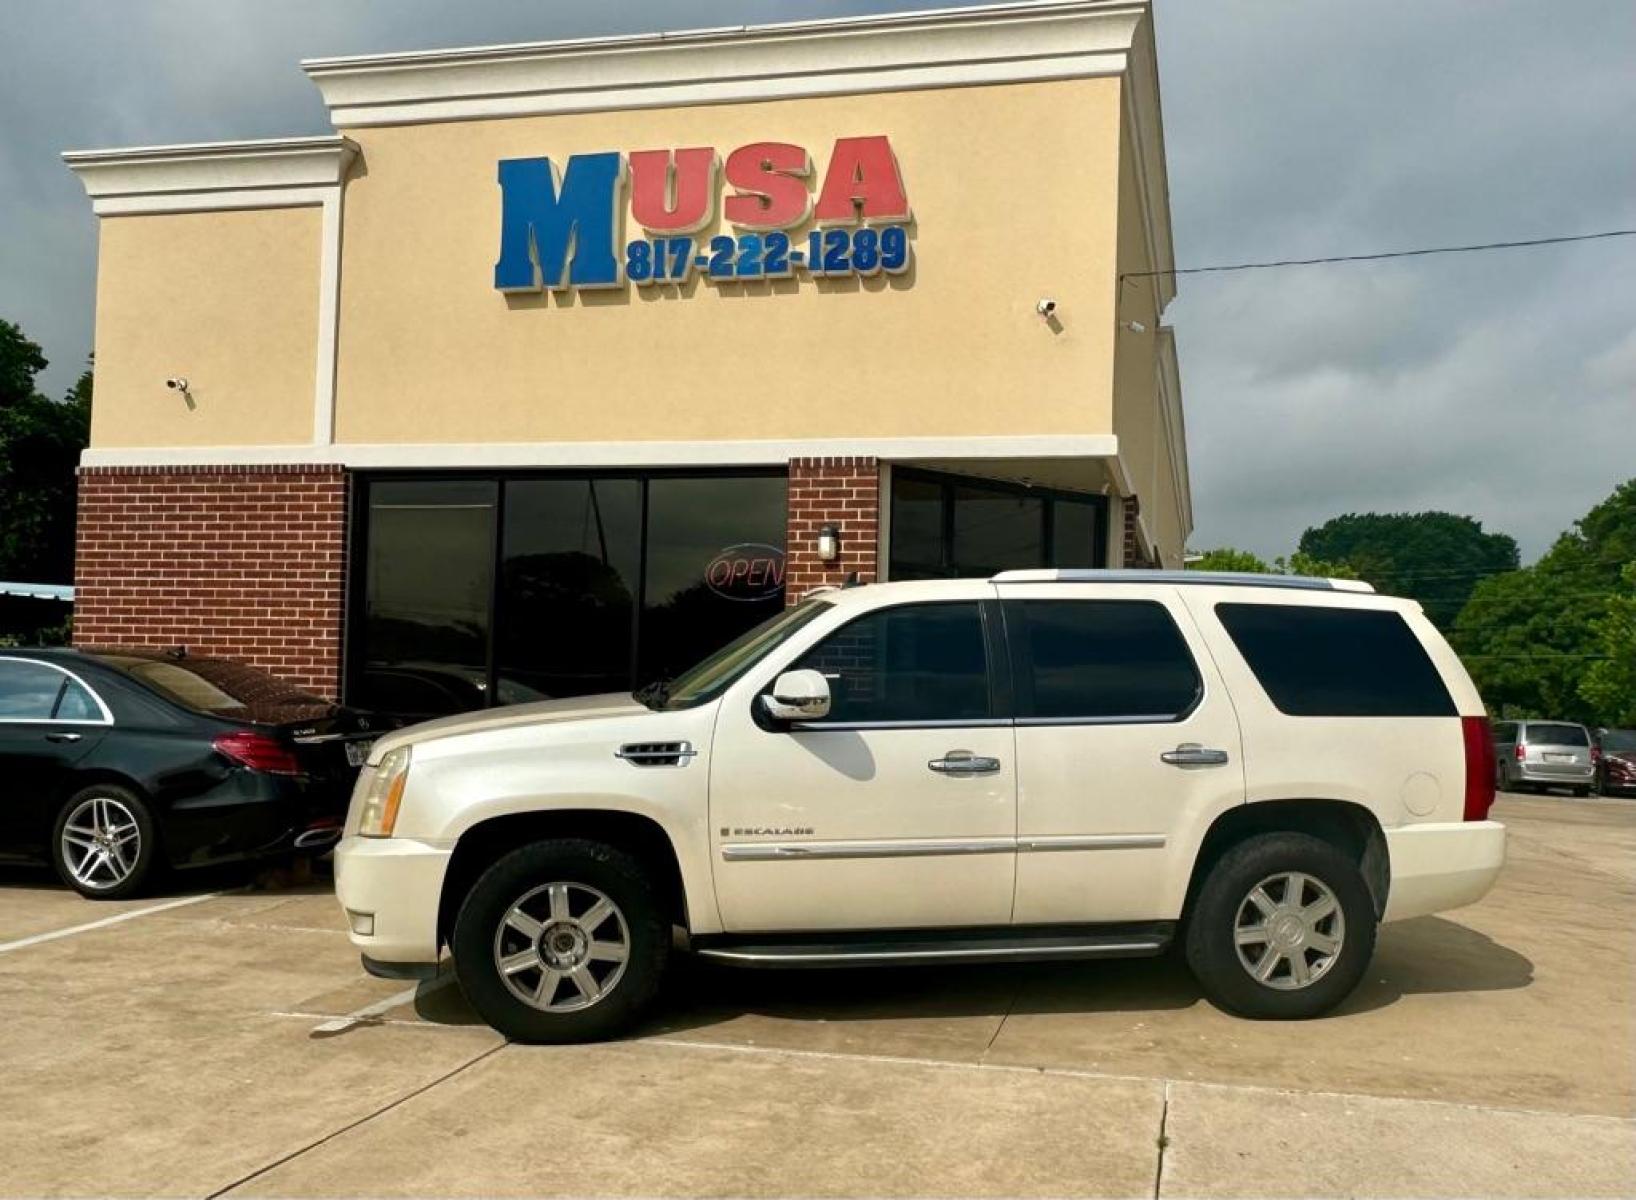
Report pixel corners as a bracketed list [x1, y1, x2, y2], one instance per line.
[693, 924, 1173, 969]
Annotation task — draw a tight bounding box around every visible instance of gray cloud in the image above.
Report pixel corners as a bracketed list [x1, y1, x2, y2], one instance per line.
[3, 0, 1631, 562]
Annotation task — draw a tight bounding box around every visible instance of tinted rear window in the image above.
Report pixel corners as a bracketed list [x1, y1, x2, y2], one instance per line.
[1602, 729, 1636, 752]
[1526, 723, 1588, 747]
[1215, 603, 1455, 718]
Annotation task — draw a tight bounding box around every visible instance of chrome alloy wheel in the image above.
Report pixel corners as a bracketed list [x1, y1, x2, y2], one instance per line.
[61, 796, 142, 891]
[1233, 871, 1346, 990]
[493, 882, 631, 1013]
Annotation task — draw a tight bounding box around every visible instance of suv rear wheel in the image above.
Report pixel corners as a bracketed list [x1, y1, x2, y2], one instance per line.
[451, 839, 669, 1043]
[1184, 831, 1376, 1019]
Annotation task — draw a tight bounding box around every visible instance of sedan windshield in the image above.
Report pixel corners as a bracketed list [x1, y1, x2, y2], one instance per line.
[1601, 729, 1636, 752]
[640, 599, 831, 711]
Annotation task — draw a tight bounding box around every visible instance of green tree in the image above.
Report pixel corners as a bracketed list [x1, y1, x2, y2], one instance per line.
[1185, 546, 1358, 580]
[0, 319, 49, 409]
[1453, 480, 1635, 724]
[1275, 552, 1359, 580]
[1579, 562, 1636, 727]
[0, 323, 90, 583]
[1188, 547, 1269, 572]
[1298, 511, 1520, 629]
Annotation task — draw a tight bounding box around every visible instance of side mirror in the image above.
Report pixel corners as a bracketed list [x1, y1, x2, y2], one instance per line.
[761, 669, 832, 722]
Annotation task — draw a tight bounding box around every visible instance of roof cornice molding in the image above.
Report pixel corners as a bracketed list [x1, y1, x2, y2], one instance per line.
[301, 0, 1148, 127]
[63, 135, 358, 215]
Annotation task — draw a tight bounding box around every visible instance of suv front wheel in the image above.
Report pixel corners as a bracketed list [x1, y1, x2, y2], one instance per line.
[1184, 832, 1376, 1019]
[452, 839, 669, 1043]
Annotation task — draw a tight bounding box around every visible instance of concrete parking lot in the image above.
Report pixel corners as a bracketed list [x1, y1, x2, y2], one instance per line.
[1, 792, 1631, 1198]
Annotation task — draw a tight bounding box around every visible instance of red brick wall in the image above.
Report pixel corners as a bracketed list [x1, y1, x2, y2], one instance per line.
[785, 456, 880, 603]
[1121, 494, 1156, 569]
[74, 465, 348, 698]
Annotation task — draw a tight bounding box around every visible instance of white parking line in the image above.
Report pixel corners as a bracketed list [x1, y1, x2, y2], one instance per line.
[0, 890, 226, 955]
[309, 973, 454, 1035]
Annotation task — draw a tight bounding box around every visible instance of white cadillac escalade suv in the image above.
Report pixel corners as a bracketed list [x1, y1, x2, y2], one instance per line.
[335, 571, 1506, 1043]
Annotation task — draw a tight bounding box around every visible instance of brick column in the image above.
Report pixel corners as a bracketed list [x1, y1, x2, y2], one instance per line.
[74, 464, 348, 697]
[1121, 494, 1154, 569]
[784, 456, 880, 603]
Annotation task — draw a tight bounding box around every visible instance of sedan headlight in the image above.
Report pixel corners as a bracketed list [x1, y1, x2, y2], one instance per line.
[357, 747, 411, 838]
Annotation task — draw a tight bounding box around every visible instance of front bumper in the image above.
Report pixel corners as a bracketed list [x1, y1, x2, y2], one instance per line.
[333, 834, 453, 965]
[1382, 820, 1506, 922]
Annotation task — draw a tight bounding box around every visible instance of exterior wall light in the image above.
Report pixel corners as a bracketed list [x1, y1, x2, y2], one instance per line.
[816, 522, 840, 563]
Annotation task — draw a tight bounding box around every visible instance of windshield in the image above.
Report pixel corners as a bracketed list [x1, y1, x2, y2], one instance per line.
[1600, 729, 1636, 752]
[641, 599, 831, 710]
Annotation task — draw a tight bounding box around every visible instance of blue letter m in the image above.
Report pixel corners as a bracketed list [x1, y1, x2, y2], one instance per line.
[494, 153, 623, 291]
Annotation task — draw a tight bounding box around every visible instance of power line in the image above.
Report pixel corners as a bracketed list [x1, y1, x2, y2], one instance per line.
[1121, 228, 1636, 282]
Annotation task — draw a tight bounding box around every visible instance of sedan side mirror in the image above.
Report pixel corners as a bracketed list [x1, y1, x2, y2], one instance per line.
[761, 669, 832, 722]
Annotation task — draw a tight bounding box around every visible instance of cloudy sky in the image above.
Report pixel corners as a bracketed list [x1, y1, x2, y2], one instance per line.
[3, 0, 1631, 561]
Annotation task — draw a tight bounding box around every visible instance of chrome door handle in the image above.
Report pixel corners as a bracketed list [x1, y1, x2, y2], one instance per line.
[1160, 743, 1228, 766]
[928, 750, 1001, 775]
[45, 732, 83, 744]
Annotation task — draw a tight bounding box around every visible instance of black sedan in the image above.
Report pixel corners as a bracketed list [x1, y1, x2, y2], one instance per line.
[0, 647, 389, 899]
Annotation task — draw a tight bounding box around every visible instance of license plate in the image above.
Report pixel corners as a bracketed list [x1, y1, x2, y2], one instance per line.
[345, 740, 374, 768]
[1544, 752, 1574, 763]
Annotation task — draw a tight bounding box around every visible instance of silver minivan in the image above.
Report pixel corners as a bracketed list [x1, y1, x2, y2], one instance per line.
[1493, 720, 1596, 795]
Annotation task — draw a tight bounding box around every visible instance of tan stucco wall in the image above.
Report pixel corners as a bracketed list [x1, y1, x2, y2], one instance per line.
[1108, 83, 1181, 565]
[332, 79, 1123, 445]
[90, 208, 321, 447]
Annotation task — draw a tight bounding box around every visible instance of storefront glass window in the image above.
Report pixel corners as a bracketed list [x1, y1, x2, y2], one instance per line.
[641, 475, 788, 684]
[886, 475, 945, 580]
[951, 485, 1045, 577]
[497, 479, 642, 701]
[888, 468, 1107, 580]
[357, 480, 497, 716]
[349, 472, 785, 717]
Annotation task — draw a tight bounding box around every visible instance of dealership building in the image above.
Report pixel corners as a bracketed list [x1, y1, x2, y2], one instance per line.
[64, 0, 1189, 714]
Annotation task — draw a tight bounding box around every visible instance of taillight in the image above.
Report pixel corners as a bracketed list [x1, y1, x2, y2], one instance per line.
[1514, 742, 1525, 762]
[214, 731, 303, 776]
[1462, 716, 1496, 822]
[1591, 746, 1602, 765]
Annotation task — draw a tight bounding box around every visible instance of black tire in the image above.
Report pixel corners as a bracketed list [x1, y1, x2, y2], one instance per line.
[1571, 786, 1591, 799]
[452, 838, 669, 1043]
[1184, 832, 1376, 1020]
[50, 784, 160, 900]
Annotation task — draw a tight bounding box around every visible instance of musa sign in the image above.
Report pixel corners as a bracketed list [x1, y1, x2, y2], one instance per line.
[494, 135, 913, 294]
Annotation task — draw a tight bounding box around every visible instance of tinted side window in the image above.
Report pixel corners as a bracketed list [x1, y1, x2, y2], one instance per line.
[1215, 603, 1455, 718]
[792, 603, 989, 724]
[1009, 600, 1200, 720]
[1493, 722, 1518, 743]
[0, 662, 67, 720]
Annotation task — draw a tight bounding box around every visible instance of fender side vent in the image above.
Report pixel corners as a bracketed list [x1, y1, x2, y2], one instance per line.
[615, 741, 696, 767]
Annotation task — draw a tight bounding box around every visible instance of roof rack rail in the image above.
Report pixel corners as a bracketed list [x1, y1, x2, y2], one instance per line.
[989, 569, 1375, 594]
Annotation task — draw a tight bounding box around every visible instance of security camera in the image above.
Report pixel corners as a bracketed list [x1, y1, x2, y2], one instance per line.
[1036, 298, 1057, 318]
[165, 377, 189, 392]
[1120, 320, 1148, 334]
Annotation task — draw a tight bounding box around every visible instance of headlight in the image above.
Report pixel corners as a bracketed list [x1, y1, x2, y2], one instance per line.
[357, 746, 411, 837]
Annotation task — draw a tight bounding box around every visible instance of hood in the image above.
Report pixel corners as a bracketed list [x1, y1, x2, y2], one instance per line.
[368, 691, 648, 760]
